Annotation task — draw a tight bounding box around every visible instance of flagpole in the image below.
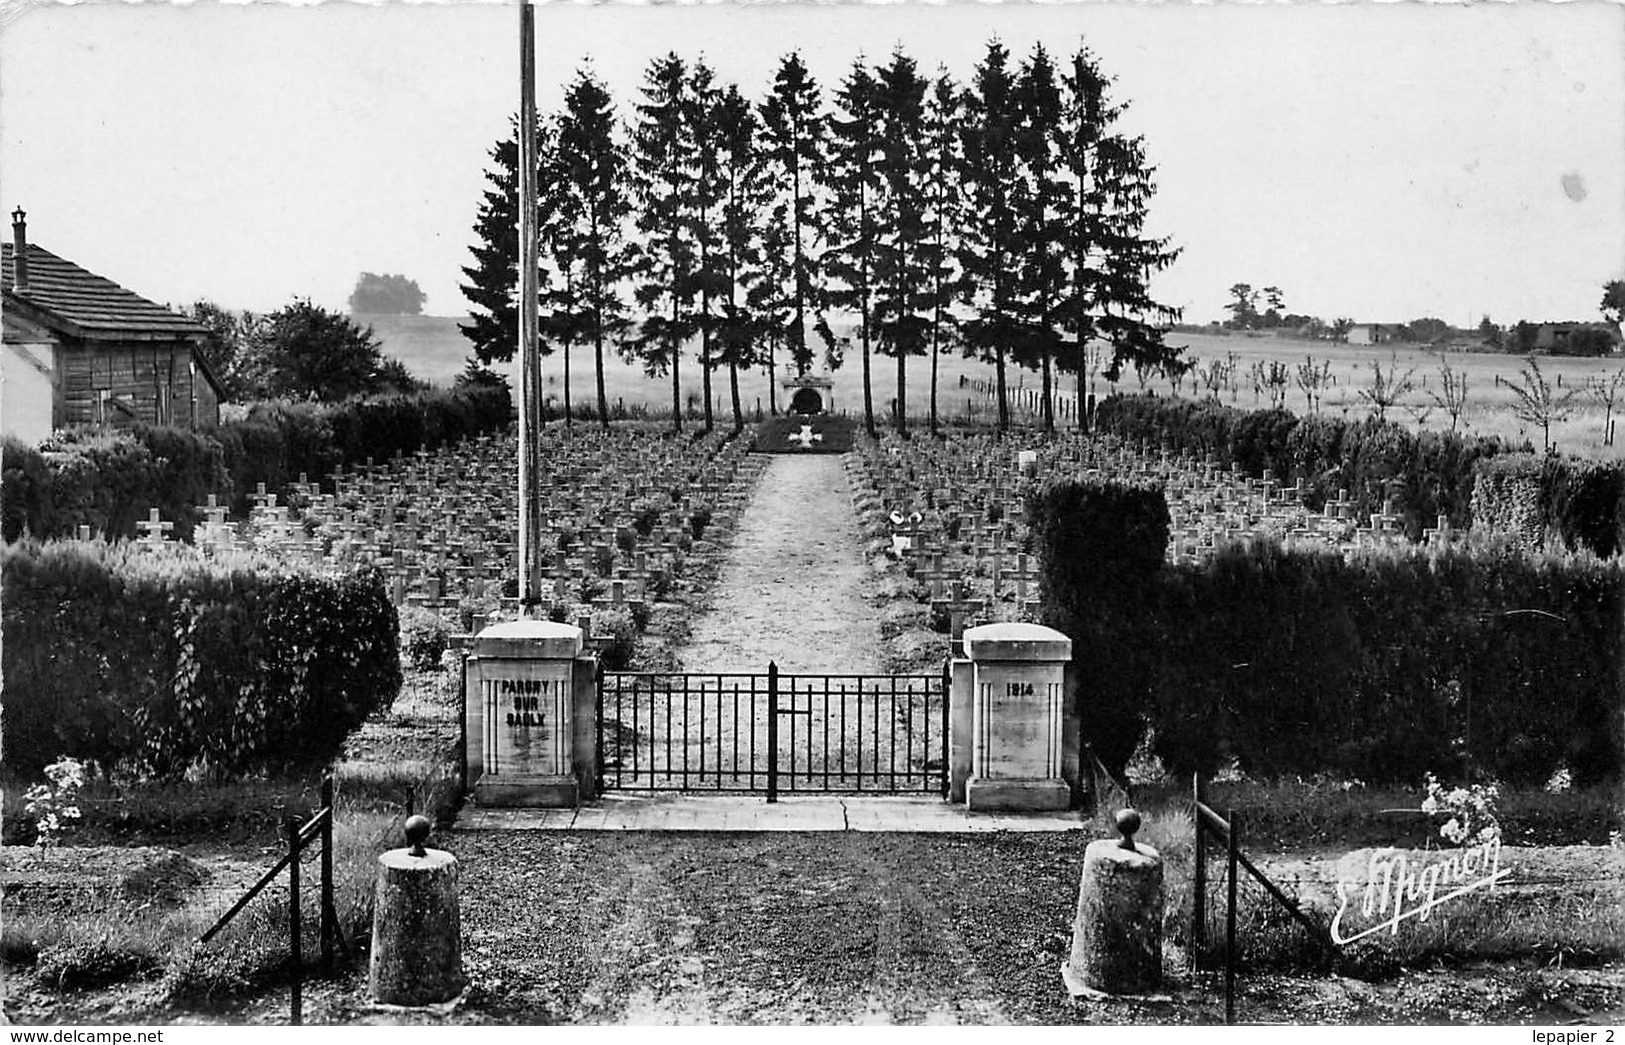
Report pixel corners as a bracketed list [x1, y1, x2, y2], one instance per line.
[518, 0, 543, 614]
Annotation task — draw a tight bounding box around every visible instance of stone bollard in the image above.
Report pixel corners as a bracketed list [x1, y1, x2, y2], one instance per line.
[369, 816, 466, 1007]
[1062, 809, 1164, 998]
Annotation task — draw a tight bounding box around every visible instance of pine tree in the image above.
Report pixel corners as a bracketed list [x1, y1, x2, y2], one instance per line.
[870, 48, 931, 434]
[823, 58, 883, 437]
[558, 67, 634, 430]
[957, 40, 1022, 433]
[459, 121, 521, 367]
[714, 83, 770, 433]
[688, 58, 726, 433]
[1056, 45, 1184, 389]
[921, 70, 964, 434]
[628, 53, 699, 433]
[759, 53, 832, 398]
[538, 113, 589, 426]
[1011, 43, 1069, 431]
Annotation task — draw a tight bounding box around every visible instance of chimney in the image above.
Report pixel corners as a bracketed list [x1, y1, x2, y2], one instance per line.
[10, 207, 28, 295]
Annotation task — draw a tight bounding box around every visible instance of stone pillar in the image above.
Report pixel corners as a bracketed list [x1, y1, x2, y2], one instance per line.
[369, 817, 465, 1006]
[947, 653, 975, 803]
[1063, 809, 1164, 997]
[464, 619, 586, 806]
[963, 622, 1072, 812]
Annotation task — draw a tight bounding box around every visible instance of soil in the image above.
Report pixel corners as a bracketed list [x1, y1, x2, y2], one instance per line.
[678, 455, 885, 675]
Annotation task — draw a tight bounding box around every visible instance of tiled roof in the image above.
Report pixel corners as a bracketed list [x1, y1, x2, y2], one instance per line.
[2, 242, 203, 339]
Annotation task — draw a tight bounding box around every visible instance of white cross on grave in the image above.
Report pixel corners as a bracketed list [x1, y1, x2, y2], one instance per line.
[788, 424, 824, 450]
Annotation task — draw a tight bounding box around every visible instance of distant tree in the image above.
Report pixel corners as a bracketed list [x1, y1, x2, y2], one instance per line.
[1601, 279, 1625, 327]
[1355, 352, 1416, 422]
[1507, 355, 1580, 451]
[1511, 321, 1540, 355]
[1330, 317, 1354, 343]
[1225, 283, 1259, 329]
[1557, 327, 1616, 357]
[349, 272, 425, 316]
[1408, 317, 1450, 344]
[627, 53, 700, 434]
[1587, 368, 1625, 447]
[240, 299, 388, 402]
[1259, 285, 1284, 328]
[1477, 314, 1503, 349]
[1428, 354, 1470, 433]
[1294, 356, 1331, 413]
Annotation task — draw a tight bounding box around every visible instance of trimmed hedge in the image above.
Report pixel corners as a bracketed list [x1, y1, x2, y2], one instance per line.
[1471, 453, 1625, 558]
[1, 385, 513, 540]
[1093, 394, 1524, 539]
[1029, 477, 1624, 787]
[2, 539, 400, 779]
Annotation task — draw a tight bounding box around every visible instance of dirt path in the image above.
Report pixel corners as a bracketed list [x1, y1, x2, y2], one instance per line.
[678, 454, 882, 675]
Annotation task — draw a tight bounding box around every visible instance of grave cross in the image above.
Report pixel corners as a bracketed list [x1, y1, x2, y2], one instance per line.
[136, 509, 174, 548]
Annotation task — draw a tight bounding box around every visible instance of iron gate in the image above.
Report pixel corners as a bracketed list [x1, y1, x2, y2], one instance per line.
[596, 662, 949, 799]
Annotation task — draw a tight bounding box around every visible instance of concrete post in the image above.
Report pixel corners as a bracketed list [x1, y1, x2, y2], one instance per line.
[1063, 809, 1164, 997]
[464, 619, 586, 806]
[369, 816, 465, 1006]
[961, 622, 1072, 812]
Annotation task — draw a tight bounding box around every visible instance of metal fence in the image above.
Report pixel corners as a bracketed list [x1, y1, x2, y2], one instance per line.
[598, 662, 949, 799]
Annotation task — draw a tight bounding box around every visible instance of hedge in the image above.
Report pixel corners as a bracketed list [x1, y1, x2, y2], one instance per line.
[2, 539, 400, 779]
[1471, 453, 1625, 559]
[1028, 477, 1623, 787]
[1092, 394, 1525, 540]
[2, 384, 513, 541]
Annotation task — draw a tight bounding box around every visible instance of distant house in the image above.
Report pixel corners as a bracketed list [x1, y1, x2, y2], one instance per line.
[2, 209, 222, 442]
[1346, 323, 1408, 346]
[1530, 321, 1623, 354]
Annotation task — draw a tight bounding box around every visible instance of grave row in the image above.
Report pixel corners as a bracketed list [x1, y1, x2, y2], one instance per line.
[853, 429, 1450, 640]
[125, 427, 767, 642]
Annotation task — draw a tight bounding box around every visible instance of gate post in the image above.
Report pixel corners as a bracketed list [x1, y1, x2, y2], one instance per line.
[463, 620, 590, 807]
[961, 622, 1074, 812]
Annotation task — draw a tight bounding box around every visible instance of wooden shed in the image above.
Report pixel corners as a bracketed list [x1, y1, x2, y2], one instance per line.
[2, 209, 222, 434]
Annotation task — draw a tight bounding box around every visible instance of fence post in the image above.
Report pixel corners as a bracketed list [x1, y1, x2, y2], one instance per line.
[320, 774, 334, 976]
[766, 661, 779, 804]
[287, 815, 303, 1026]
[1225, 807, 1239, 1026]
[1192, 773, 1206, 962]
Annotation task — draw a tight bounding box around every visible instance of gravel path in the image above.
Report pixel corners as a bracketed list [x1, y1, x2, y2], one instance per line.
[678, 455, 882, 675]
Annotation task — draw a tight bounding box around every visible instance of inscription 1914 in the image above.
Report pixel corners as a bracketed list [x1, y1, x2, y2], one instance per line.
[1005, 681, 1035, 697]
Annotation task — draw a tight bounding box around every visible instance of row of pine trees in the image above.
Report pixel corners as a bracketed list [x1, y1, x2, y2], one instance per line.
[459, 40, 1185, 434]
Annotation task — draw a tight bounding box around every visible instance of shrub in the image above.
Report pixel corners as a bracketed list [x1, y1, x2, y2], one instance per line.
[1094, 393, 1522, 538]
[3, 385, 512, 542]
[1029, 477, 1624, 786]
[1, 540, 399, 779]
[594, 606, 639, 671]
[398, 606, 451, 672]
[1472, 453, 1625, 558]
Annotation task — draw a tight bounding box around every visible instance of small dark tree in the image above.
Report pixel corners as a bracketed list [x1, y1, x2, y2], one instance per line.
[1587, 369, 1625, 447]
[183, 300, 259, 401]
[823, 57, 883, 436]
[1601, 279, 1625, 327]
[1428, 354, 1470, 433]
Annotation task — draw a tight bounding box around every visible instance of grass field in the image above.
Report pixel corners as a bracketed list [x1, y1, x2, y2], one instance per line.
[364, 315, 1625, 457]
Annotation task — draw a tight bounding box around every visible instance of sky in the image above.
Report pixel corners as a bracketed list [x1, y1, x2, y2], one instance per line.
[1, 0, 1622, 329]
